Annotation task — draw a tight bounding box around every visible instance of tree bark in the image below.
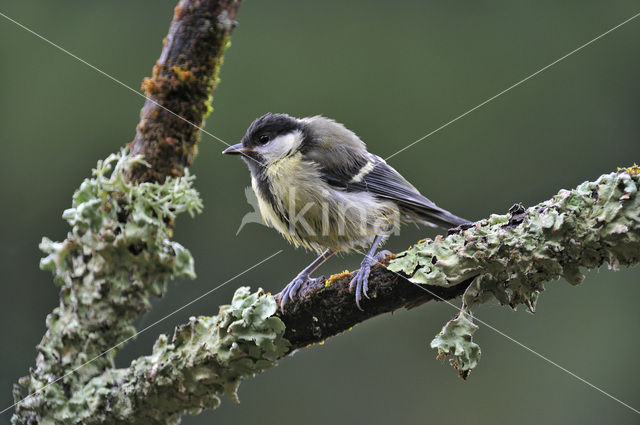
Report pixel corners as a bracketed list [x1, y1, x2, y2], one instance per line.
[9, 0, 640, 422]
[276, 169, 640, 351]
[11, 1, 240, 424]
[277, 256, 472, 351]
[17, 167, 640, 425]
[128, 0, 241, 183]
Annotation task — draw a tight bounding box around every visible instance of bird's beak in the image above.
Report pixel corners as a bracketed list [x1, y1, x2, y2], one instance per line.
[222, 142, 256, 155]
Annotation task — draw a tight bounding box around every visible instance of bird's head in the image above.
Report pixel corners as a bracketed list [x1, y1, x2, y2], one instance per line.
[222, 113, 305, 168]
[223, 113, 368, 184]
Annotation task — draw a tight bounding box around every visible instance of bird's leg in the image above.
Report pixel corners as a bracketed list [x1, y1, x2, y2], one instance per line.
[349, 235, 391, 311]
[278, 249, 336, 309]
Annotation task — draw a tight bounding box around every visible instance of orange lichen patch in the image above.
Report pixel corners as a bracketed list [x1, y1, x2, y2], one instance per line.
[325, 270, 351, 287]
[377, 252, 396, 266]
[171, 65, 194, 83]
[140, 77, 153, 92]
[127, 2, 240, 184]
[618, 163, 640, 176]
[141, 76, 168, 95]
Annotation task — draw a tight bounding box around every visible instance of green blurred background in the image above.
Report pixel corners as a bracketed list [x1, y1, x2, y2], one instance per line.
[1, 1, 639, 424]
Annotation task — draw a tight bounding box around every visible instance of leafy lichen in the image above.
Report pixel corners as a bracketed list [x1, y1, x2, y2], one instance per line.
[389, 170, 640, 376]
[13, 151, 287, 425]
[13, 150, 203, 424]
[13, 158, 640, 423]
[76, 287, 289, 425]
[431, 312, 480, 380]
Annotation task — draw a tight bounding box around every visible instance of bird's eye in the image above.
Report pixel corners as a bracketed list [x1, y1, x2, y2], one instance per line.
[258, 135, 270, 145]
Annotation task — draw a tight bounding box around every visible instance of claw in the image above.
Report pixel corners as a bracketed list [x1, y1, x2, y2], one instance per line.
[348, 258, 371, 310]
[355, 277, 364, 310]
[349, 271, 364, 311]
[278, 273, 324, 310]
[349, 249, 391, 310]
[374, 250, 392, 262]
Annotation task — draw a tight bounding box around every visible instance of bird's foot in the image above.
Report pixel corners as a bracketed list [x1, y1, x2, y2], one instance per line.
[349, 250, 391, 311]
[277, 273, 325, 310]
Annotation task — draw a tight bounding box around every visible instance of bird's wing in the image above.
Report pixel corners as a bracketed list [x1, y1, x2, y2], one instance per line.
[318, 154, 467, 229]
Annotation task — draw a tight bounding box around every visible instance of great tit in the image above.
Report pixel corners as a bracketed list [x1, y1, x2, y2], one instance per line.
[223, 113, 467, 310]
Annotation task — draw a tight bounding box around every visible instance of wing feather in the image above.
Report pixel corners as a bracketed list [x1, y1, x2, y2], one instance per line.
[321, 155, 467, 228]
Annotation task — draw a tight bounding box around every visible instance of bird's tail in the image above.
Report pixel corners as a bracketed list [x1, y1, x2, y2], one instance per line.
[403, 198, 469, 229]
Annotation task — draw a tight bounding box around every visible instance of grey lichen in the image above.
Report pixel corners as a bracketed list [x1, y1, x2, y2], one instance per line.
[76, 287, 289, 425]
[12, 151, 287, 425]
[12, 150, 203, 424]
[430, 312, 480, 380]
[12, 162, 640, 423]
[389, 170, 640, 377]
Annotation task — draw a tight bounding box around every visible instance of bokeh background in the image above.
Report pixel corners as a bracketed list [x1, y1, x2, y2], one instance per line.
[1, 1, 640, 424]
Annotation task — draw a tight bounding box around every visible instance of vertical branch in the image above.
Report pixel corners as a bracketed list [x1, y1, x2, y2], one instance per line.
[128, 0, 241, 183]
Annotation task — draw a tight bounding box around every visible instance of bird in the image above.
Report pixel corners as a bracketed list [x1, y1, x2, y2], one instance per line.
[223, 113, 467, 310]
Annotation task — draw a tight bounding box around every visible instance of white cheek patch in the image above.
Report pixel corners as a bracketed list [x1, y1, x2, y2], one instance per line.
[258, 131, 303, 162]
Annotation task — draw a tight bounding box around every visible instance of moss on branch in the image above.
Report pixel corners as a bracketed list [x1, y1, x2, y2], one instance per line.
[128, 0, 241, 183]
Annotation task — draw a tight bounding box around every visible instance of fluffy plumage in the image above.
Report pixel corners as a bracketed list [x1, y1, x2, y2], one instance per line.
[224, 113, 467, 309]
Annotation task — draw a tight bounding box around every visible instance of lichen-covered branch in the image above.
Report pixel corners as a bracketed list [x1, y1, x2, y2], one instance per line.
[128, 0, 241, 183]
[13, 160, 640, 423]
[11, 152, 203, 424]
[276, 257, 472, 350]
[12, 1, 241, 423]
[65, 288, 288, 425]
[278, 167, 640, 377]
[10, 0, 640, 421]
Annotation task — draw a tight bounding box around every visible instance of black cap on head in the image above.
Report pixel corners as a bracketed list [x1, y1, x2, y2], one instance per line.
[242, 113, 302, 148]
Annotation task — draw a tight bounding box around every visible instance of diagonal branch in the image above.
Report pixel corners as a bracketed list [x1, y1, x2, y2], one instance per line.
[277, 255, 471, 351]
[277, 168, 640, 351]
